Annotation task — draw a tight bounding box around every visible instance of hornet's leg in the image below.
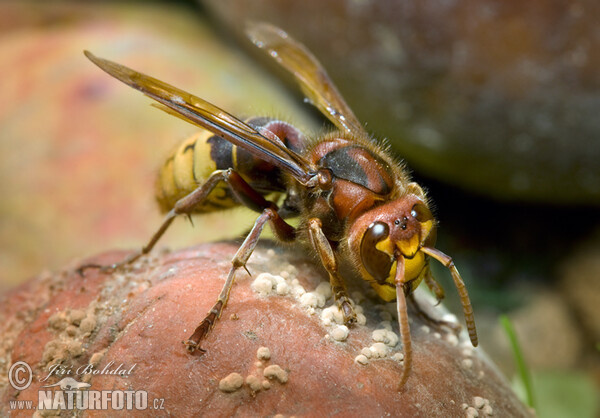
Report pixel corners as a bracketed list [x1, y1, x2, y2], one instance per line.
[184, 171, 296, 353]
[421, 247, 478, 347]
[423, 265, 445, 305]
[307, 218, 357, 326]
[407, 265, 460, 334]
[184, 207, 295, 353]
[77, 169, 234, 275]
[394, 256, 412, 390]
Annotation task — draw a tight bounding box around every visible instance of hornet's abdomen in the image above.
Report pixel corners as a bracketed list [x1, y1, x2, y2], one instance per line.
[155, 118, 306, 213]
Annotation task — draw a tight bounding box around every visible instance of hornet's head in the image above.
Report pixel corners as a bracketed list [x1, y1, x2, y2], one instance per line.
[347, 194, 436, 301]
[347, 192, 478, 354]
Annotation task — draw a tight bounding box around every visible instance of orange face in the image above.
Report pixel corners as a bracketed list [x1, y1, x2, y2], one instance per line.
[347, 195, 437, 301]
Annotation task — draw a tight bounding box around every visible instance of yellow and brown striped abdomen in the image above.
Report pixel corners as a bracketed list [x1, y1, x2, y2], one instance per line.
[155, 118, 307, 214]
[155, 130, 236, 213]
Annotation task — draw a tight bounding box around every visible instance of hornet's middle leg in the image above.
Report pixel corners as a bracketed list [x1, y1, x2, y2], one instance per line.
[184, 171, 296, 353]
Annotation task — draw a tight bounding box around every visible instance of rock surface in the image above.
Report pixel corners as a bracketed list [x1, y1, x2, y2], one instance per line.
[1, 242, 532, 417]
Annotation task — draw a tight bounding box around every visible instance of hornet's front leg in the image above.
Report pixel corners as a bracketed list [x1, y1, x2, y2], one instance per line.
[394, 256, 412, 391]
[307, 218, 357, 326]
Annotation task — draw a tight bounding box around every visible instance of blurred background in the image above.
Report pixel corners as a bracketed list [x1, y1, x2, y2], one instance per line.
[0, 1, 598, 416]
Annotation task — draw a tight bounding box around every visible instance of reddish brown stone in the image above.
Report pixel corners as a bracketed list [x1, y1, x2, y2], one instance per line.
[1, 242, 531, 416]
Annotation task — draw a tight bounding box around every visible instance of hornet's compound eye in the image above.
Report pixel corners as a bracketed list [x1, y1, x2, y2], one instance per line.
[410, 202, 433, 223]
[410, 202, 436, 246]
[360, 221, 393, 283]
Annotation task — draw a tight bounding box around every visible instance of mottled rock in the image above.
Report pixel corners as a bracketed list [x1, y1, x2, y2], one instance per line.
[1, 242, 531, 416]
[559, 236, 600, 342]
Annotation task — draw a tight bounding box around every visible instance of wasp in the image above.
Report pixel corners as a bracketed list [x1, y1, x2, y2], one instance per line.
[81, 23, 478, 389]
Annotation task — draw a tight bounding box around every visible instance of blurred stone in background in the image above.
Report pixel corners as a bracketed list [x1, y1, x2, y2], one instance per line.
[203, 0, 600, 205]
[0, 2, 315, 287]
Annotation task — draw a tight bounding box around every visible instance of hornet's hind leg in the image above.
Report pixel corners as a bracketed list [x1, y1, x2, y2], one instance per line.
[79, 168, 297, 355]
[77, 169, 233, 276]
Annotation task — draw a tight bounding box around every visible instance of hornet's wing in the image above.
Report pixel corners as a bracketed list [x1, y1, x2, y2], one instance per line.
[247, 23, 367, 137]
[84, 51, 316, 186]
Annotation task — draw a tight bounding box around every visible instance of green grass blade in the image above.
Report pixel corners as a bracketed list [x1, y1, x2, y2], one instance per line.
[500, 314, 535, 409]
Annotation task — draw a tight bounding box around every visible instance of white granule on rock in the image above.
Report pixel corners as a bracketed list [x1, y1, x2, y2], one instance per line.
[263, 365, 288, 383]
[67, 341, 83, 357]
[219, 372, 243, 393]
[473, 396, 485, 409]
[315, 281, 332, 299]
[462, 396, 492, 417]
[356, 313, 367, 325]
[474, 396, 493, 416]
[465, 406, 479, 418]
[251, 273, 276, 295]
[245, 375, 262, 392]
[292, 279, 306, 296]
[89, 351, 105, 366]
[354, 354, 369, 365]
[275, 282, 289, 295]
[79, 316, 96, 334]
[330, 325, 349, 341]
[320, 306, 345, 326]
[462, 359, 473, 369]
[378, 321, 393, 331]
[369, 342, 389, 358]
[372, 329, 399, 347]
[299, 292, 318, 308]
[420, 325, 430, 334]
[445, 333, 459, 346]
[299, 291, 326, 308]
[391, 353, 404, 362]
[256, 346, 271, 361]
[361, 347, 372, 358]
[69, 309, 86, 325]
[462, 346, 474, 357]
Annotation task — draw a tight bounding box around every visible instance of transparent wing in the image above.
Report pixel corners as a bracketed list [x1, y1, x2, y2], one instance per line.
[247, 23, 367, 137]
[84, 51, 315, 185]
